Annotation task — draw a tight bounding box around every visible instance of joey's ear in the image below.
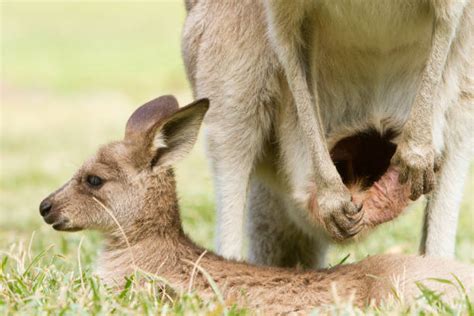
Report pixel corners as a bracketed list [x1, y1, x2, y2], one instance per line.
[150, 98, 209, 166]
[125, 96, 209, 168]
[125, 95, 179, 143]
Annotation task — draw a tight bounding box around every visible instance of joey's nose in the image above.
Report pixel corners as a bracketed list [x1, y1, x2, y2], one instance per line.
[39, 199, 52, 216]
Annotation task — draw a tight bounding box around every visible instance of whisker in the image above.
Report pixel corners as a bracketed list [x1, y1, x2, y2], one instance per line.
[92, 197, 137, 268]
[187, 250, 207, 293]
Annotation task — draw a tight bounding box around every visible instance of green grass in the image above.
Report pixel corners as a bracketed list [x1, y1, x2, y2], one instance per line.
[1, 2, 473, 314]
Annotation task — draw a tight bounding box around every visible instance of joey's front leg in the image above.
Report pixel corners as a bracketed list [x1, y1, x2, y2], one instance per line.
[392, 8, 463, 201]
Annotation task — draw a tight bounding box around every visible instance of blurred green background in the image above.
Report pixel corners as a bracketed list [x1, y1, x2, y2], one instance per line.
[1, 0, 473, 274]
[1, 1, 215, 260]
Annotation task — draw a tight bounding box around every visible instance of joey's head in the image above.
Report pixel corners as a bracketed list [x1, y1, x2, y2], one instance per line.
[39, 95, 209, 236]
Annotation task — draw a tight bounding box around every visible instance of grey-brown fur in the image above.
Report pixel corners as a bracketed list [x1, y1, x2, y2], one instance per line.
[182, 0, 474, 263]
[40, 96, 474, 313]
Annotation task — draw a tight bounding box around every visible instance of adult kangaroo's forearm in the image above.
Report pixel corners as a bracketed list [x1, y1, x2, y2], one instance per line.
[393, 3, 467, 200]
[264, 1, 364, 240]
[403, 11, 462, 144]
[264, 1, 337, 184]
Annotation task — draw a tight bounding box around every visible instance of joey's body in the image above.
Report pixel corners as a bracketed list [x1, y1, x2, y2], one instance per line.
[40, 96, 474, 313]
[96, 206, 474, 314]
[183, 0, 474, 263]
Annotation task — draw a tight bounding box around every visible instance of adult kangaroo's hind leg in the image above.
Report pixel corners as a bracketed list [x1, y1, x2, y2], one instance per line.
[185, 1, 280, 259]
[264, 1, 364, 241]
[421, 78, 474, 257]
[247, 180, 329, 268]
[420, 2, 474, 258]
[206, 108, 270, 259]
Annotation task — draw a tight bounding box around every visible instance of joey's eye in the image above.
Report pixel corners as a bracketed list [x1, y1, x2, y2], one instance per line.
[86, 175, 103, 188]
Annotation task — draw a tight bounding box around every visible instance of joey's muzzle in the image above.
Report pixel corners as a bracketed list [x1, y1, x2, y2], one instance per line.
[39, 195, 77, 231]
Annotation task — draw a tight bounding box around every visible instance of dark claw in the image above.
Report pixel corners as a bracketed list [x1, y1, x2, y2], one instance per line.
[433, 156, 442, 173]
[410, 189, 422, 201]
[329, 213, 363, 241]
[347, 209, 364, 223]
[330, 214, 346, 240]
[353, 212, 364, 225]
[399, 169, 409, 184]
[423, 171, 435, 194]
[346, 226, 363, 238]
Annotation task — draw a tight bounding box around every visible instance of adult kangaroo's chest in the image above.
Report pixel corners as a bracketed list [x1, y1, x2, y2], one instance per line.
[308, 0, 434, 141]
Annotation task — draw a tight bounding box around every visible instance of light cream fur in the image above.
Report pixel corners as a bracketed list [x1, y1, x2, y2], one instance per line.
[182, 0, 474, 264]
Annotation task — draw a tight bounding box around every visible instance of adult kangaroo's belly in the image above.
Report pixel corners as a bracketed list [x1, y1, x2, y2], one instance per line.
[310, 0, 434, 144]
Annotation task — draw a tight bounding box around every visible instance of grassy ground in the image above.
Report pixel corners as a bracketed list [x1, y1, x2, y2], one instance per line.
[1, 2, 473, 314]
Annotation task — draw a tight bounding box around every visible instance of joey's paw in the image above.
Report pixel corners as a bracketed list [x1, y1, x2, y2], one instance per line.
[392, 141, 436, 201]
[313, 188, 364, 241]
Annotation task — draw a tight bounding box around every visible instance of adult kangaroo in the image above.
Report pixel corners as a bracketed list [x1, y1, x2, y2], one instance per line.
[182, 0, 474, 265]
